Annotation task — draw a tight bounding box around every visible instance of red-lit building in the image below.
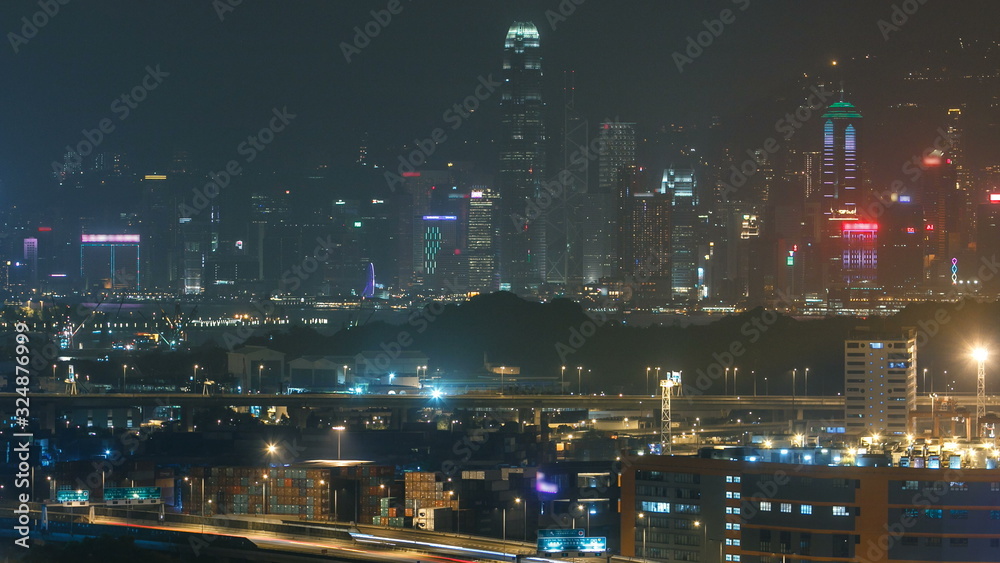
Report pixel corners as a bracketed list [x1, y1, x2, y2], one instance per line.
[841, 222, 878, 285]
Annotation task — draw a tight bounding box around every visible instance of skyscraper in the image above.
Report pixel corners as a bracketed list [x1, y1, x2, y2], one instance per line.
[597, 122, 637, 281]
[466, 187, 500, 293]
[499, 22, 546, 294]
[817, 98, 863, 289]
[665, 168, 698, 300]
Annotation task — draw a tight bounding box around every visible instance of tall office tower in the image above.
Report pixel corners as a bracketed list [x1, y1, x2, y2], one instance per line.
[466, 188, 500, 293]
[820, 100, 862, 207]
[22, 238, 38, 289]
[615, 164, 646, 278]
[413, 215, 464, 293]
[978, 193, 1000, 292]
[499, 21, 546, 294]
[628, 189, 671, 302]
[545, 71, 588, 288]
[802, 150, 821, 200]
[919, 152, 960, 285]
[945, 108, 977, 250]
[879, 197, 924, 290]
[844, 328, 917, 437]
[596, 122, 637, 281]
[818, 98, 863, 289]
[394, 171, 451, 290]
[664, 168, 698, 300]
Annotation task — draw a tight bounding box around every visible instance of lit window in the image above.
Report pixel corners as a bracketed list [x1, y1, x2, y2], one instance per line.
[760, 501, 772, 512]
[801, 505, 812, 515]
[832, 506, 849, 516]
[780, 503, 792, 513]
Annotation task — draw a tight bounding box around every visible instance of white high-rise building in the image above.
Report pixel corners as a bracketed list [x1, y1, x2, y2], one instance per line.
[844, 328, 917, 436]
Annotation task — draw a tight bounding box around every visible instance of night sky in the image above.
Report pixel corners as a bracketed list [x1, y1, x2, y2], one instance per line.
[1, 0, 998, 198]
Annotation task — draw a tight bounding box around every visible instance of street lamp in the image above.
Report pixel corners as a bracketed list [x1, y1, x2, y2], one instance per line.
[578, 503, 591, 536]
[561, 365, 566, 394]
[122, 364, 128, 393]
[923, 368, 929, 393]
[577, 366, 583, 395]
[258, 364, 264, 394]
[638, 512, 647, 561]
[725, 367, 730, 395]
[500, 366, 506, 396]
[694, 520, 707, 553]
[804, 367, 809, 396]
[332, 426, 346, 460]
[733, 366, 738, 396]
[792, 368, 797, 398]
[193, 364, 199, 383]
[515, 497, 527, 540]
[646, 367, 651, 395]
[655, 367, 661, 387]
[265, 443, 277, 467]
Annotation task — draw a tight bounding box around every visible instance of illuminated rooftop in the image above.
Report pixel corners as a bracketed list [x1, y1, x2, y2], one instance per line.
[822, 101, 863, 119]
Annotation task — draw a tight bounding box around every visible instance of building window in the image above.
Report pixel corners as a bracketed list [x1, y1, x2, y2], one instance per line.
[833, 506, 849, 517]
[902, 480, 919, 490]
[780, 503, 792, 513]
[801, 505, 812, 515]
[950, 510, 968, 519]
[990, 510, 1000, 520]
[641, 501, 670, 513]
[901, 537, 918, 547]
[950, 538, 968, 548]
[924, 509, 943, 519]
[726, 475, 741, 483]
[926, 538, 941, 547]
[760, 501, 772, 512]
[949, 482, 967, 491]
[902, 508, 919, 518]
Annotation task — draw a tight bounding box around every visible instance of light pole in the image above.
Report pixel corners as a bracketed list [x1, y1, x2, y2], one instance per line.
[578, 503, 591, 535]
[694, 520, 706, 556]
[577, 366, 583, 395]
[753, 370, 757, 396]
[515, 497, 526, 540]
[725, 367, 730, 395]
[764, 376, 768, 395]
[500, 366, 506, 396]
[448, 489, 459, 533]
[923, 368, 928, 393]
[333, 426, 345, 460]
[638, 512, 647, 561]
[502, 507, 507, 553]
[257, 364, 263, 394]
[646, 367, 651, 395]
[193, 364, 199, 385]
[122, 364, 128, 392]
[561, 365, 566, 394]
[804, 367, 809, 396]
[733, 367, 738, 396]
[655, 367, 661, 388]
[262, 474, 269, 517]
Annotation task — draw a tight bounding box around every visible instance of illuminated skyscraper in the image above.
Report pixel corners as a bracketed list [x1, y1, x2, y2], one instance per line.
[820, 100, 862, 208]
[817, 98, 863, 289]
[596, 122, 637, 281]
[466, 188, 500, 293]
[664, 168, 698, 300]
[844, 328, 916, 436]
[499, 21, 546, 294]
